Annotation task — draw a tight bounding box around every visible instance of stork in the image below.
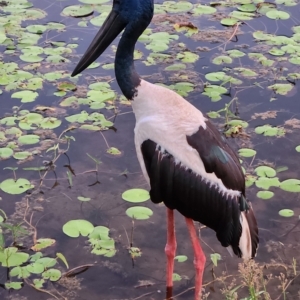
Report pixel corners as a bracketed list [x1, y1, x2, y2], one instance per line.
[71, 0, 259, 299]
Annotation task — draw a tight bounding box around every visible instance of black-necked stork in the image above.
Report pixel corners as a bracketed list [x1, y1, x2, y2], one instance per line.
[71, 0, 259, 298]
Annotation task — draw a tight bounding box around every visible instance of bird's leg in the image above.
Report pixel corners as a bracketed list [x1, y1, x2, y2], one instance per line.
[165, 208, 177, 299]
[185, 218, 206, 300]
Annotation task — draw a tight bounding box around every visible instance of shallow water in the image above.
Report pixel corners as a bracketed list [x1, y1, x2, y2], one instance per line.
[1, 0, 300, 299]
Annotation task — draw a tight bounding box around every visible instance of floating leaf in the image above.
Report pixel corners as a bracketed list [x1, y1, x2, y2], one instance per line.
[172, 273, 182, 281]
[122, 188, 150, 203]
[35, 257, 56, 268]
[0, 178, 33, 194]
[212, 55, 233, 65]
[210, 253, 221, 267]
[255, 125, 285, 137]
[63, 219, 94, 237]
[77, 196, 91, 202]
[61, 5, 94, 17]
[42, 268, 61, 281]
[256, 191, 274, 200]
[5, 282, 23, 290]
[175, 255, 188, 262]
[266, 10, 290, 20]
[192, 4, 216, 15]
[0, 247, 29, 267]
[238, 148, 256, 158]
[255, 166, 276, 177]
[31, 238, 55, 251]
[278, 209, 294, 217]
[18, 135, 40, 145]
[280, 179, 300, 192]
[11, 90, 38, 103]
[268, 83, 293, 95]
[126, 206, 153, 220]
[0, 148, 13, 159]
[26, 262, 44, 274]
[107, 147, 121, 155]
[255, 177, 280, 190]
[220, 18, 239, 26]
[165, 63, 186, 71]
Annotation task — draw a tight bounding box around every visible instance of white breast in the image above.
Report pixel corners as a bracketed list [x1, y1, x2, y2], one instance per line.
[131, 80, 240, 197]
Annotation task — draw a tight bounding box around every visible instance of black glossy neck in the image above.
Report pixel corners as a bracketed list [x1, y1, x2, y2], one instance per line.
[115, 23, 141, 100]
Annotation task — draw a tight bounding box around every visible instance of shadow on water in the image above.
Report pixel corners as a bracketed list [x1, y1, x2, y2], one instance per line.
[1, 0, 300, 299]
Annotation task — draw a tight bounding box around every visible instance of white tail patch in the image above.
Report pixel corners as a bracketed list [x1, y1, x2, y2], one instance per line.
[239, 212, 252, 259]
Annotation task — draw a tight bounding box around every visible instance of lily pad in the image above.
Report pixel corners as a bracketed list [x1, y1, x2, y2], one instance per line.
[278, 209, 294, 217]
[122, 188, 150, 203]
[61, 5, 93, 17]
[266, 10, 290, 20]
[63, 219, 94, 237]
[280, 179, 300, 192]
[18, 135, 40, 145]
[0, 247, 29, 267]
[255, 166, 276, 177]
[238, 148, 256, 158]
[212, 55, 233, 65]
[0, 178, 33, 194]
[257, 191, 274, 200]
[126, 206, 153, 220]
[0, 147, 13, 159]
[175, 255, 188, 262]
[42, 268, 61, 281]
[11, 90, 38, 103]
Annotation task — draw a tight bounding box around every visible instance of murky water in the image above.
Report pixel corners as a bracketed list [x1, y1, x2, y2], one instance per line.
[1, 0, 300, 299]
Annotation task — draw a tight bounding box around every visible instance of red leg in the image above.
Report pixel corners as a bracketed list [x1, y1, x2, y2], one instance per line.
[165, 208, 177, 298]
[185, 218, 206, 300]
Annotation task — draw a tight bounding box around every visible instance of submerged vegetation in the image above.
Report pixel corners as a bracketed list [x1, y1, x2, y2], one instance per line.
[0, 0, 300, 299]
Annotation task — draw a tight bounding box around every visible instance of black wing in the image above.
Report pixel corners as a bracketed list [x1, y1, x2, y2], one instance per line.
[141, 121, 258, 257]
[187, 120, 245, 194]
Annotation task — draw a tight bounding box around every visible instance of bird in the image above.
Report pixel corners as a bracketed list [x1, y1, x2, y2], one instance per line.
[71, 0, 259, 299]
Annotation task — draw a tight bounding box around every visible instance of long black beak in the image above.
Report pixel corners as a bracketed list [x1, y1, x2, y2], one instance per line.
[71, 10, 127, 77]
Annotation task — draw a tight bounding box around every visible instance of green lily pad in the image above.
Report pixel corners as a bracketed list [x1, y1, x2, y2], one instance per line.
[172, 273, 182, 281]
[61, 5, 94, 17]
[11, 90, 38, 103]
[176, 51, 199, 63]
[266, 10, 290, 20]
[255, 125, 285, 137]
[280, 179, 300, 192]
[175, 255, 188, 262]
[106, 147, 121, 155]
[122, 188, 150, 203]
[42, 268, 61, 281]
[220, 18, 239, 26]
[255, 177, 280, 190]
[278, 209, 294, 217]
[18, 134, 40, 145]
[26, 262, 44, 274]
[210, 253, 221, 266]
[63, 219, 94, 237]
[126, 206, 153, 220]
[255, 166, 276, 177]
[192, 4, 216, 15]
[238, 148, 256, 158]
[10, 266, 31, 279]
[165, 63, 186, 71]
[296, 145, 300, 152]
[227, 49, 245, 58]
[35, 257, 56, 268]
[5, 282, 23, 290]
[257, 191, 274, 200]
[0, 178, 33, 194]
[0, 147, 13, 159]
[268, 83, 293, 95]
[77, 196, 91, 202]
[31, 238, 55, 251]
[212, 55, 233, 65]
[26, 25, 47, 34]
[13, 152, 31, 160]
[0, 247, 29, 267]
